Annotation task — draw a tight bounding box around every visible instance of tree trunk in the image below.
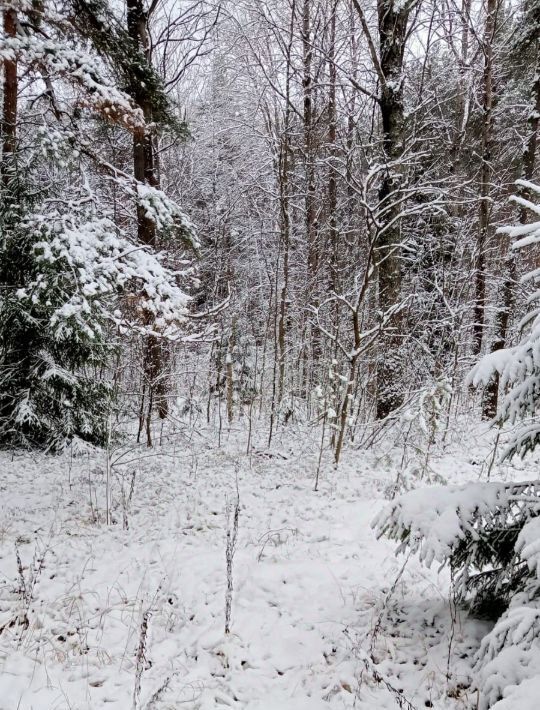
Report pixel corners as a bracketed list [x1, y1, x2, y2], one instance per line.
[473, 0, 498, 357]
[302, 0, 318, 288]
[327, 1, 339, 294]
[277, 134, 290, 404]
[302, 0, 321, 386]
[375, 0, 408, 420]
[276, 5, 295, 406]
[126, 0, 169, 435]
[226, 318, 236, 424]
[482, 40, 540, 418]
[2, 9, 17, 184]
[334, 309, 361, 465]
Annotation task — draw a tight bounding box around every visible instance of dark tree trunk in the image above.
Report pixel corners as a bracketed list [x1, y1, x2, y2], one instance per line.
[327, 1, 339, 294]
[278, 133, 291, 404]
[126, 0, 169, 432]
[302, 0, 318, 288]
[375, 0, 408, 420]
[301, 0, 321, 391]
[482, 43, 540, 418]
[2, 9, 17, 184]
[473, 0, 498, 358]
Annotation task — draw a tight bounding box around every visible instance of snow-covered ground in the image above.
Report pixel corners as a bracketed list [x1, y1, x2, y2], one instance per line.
[0, 418, 528, 709]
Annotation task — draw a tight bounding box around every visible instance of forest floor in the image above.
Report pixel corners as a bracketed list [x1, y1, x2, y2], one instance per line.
[0, 414, 534, 709]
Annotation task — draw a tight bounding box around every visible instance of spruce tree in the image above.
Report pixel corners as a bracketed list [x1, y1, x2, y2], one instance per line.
[375, 182, 540, 707]
[0, 1, 195, 450]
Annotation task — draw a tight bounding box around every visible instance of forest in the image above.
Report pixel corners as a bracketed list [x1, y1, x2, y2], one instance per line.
[2, 0, 540, 707]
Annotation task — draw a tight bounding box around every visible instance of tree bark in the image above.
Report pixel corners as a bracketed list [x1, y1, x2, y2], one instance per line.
[473, 0, 498, 357]
[301, 0, 322, 386]
[327, 1, 339, 294]
[126, 0, 169, 434]
[226, 318, 236, 424]
[374, 0, 408, 419]
[2, 9, 17, 185]
[277, 133, 290, 404]
[302, 0, 318, 288]
[482, 39, 540, 418]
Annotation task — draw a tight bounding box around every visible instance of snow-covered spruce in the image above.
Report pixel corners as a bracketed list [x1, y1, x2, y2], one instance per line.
[1, 201, 192, 450]
[0, 35, 145, 130]
[375, 182, 540, 708]
[373, 479, 540, 708]
[0, 0, 195, 450]
[469, 180, 540, 460]
[19, 212, 192, 338]
[372, 480, 540, 600]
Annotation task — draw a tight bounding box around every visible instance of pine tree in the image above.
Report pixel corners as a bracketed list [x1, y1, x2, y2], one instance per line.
[0, 167, 114, 449]
[374, 182, 540, 707]
[0, 1, 195, 450]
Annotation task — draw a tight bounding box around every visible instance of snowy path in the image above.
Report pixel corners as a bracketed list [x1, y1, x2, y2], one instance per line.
[0, 438, 484, 709]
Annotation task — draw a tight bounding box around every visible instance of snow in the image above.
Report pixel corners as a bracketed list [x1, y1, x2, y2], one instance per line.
[373, 481, 510, 568]
[134, 183, 199, 249]
[467, 194, 540, 459]
[467, 348, 515, 387]
[0, 421, 501, 709]
[371, 415, 540, 709]
[17, 213, 192, 339]
[516, 516, 540, 578]
[490, 675, 540, 710]
[0, 35, 145, 129]
[476, 603, 540, 710]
